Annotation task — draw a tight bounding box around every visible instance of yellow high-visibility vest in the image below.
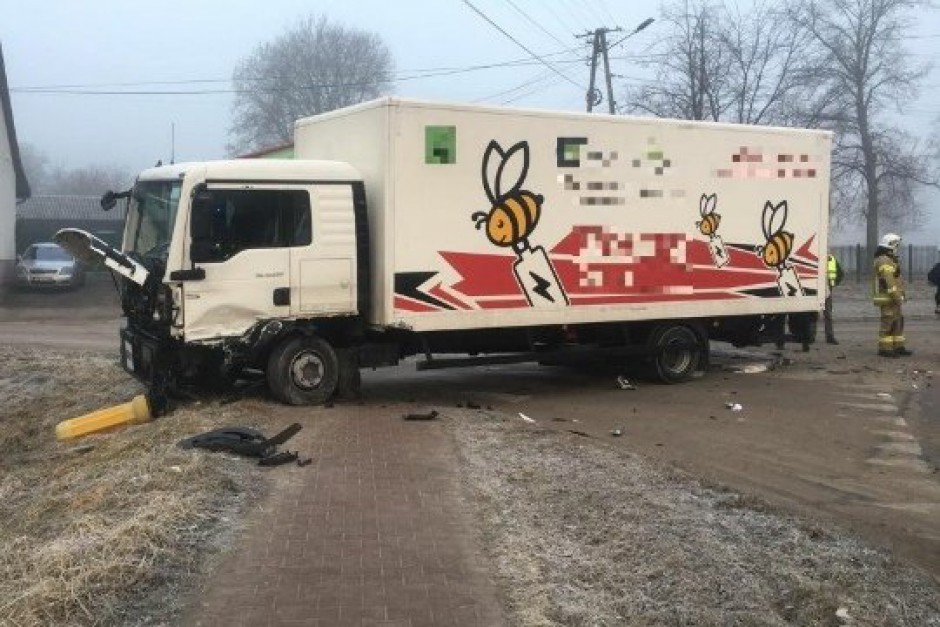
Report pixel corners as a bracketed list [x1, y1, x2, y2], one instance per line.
[827, 255, 839, 287]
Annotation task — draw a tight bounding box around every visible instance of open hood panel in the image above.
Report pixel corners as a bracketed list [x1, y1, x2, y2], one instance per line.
[54, 228, 150, 287]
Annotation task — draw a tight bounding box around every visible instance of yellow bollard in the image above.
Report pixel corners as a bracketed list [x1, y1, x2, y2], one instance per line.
[55, 395, 153, 440]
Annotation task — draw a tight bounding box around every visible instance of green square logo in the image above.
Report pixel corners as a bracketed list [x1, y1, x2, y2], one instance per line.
[425, 126, 456, 164]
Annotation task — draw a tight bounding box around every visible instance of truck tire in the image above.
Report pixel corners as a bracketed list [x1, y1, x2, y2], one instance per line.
[266, 335, 339, 405]
[649, 324, 704, 383]
[787, 312, 818, 345]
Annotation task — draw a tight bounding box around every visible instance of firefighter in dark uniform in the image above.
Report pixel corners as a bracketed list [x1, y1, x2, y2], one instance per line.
[872, 233, 912, 357]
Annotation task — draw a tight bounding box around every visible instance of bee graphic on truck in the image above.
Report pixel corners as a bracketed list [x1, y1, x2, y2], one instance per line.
[471, 140, 569, 307]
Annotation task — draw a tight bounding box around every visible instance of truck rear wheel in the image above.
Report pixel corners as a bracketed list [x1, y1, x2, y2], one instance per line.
[267, 335, 339, 405]
[649, 324, 705, 383]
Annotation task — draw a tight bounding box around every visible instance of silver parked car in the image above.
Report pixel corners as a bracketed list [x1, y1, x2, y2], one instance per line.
[14, 242, 86, 289]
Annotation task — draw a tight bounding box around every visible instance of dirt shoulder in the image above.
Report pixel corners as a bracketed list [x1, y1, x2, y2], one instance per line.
[0, 347, 265, 626]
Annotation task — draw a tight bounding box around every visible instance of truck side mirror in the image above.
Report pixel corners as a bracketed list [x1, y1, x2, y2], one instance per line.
[100, 191, 117, 211]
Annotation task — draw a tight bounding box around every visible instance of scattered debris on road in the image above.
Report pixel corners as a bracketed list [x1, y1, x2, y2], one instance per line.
[616, 375, 637, 390]
[725, 402, 744, 412]
[178, 423, 306, 467]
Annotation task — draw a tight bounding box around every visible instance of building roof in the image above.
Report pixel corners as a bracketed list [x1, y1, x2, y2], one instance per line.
[16, 195, 119, 222]
[237, 142, 295, 159]
[0, 43, 30, 200]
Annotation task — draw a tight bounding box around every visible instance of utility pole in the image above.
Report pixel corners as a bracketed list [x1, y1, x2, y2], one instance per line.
[580, 27, 619, 113]
[580, 18, 655, 114]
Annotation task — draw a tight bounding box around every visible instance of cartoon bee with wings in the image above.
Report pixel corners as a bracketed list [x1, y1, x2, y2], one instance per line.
[757, 200, 804, 297]
[471, 140, 569, 307]
[696, 193, 729, 268]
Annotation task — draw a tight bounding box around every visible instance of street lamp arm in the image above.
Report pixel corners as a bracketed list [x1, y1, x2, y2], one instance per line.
[609, 17, 655, 49]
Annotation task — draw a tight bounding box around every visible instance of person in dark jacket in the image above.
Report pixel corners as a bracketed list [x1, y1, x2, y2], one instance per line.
[928, 256, 940, 315]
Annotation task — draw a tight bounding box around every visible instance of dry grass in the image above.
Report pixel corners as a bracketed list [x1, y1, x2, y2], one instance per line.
[0, 347, 263, 626]
[454, 412, 940, 627]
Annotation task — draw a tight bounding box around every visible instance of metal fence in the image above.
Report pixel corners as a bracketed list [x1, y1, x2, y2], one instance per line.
[830, 245, 940, 281]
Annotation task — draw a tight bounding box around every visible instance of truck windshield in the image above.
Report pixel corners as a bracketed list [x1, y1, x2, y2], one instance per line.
[126, 180, 182, 257]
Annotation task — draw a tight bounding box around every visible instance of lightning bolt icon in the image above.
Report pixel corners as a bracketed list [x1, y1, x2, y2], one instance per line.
[529, 271, 554, 303]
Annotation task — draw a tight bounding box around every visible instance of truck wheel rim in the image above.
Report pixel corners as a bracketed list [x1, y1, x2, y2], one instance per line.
[662, 343, 692, 373]
[660, 329, 695, 374]
[290, 351, 325, 390]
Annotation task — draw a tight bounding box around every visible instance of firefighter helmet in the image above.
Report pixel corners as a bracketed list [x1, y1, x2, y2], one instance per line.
[880, 233, 902, 251]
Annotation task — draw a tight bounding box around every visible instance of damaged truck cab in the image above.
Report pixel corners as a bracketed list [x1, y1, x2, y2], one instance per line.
[62, 160, 372, 405]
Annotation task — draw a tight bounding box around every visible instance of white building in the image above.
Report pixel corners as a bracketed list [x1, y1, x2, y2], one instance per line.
[0, 43, 30, 295]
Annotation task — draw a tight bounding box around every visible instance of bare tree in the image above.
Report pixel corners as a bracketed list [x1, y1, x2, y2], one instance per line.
[227, 16, 394, 155]
[791, 0, 938, 251]
[44, 165, 131, 196]
[18, 143, 50, 193]
[18, 144, 128, 195]
[624, 0, 810, 125]
[626, 0, 729, 121]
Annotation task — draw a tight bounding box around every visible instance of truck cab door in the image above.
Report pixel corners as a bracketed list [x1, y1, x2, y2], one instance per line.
[290, 183, 357, 317]
[181, 184, 310, 341]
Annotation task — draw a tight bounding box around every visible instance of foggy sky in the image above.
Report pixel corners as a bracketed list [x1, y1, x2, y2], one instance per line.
[2, 0, 938, 243]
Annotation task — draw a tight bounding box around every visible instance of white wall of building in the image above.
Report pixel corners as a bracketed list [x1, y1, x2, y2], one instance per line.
[0, 109, 15, 289]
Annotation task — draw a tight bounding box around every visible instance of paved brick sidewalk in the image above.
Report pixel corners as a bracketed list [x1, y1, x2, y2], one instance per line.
[185, 406, 505, 627]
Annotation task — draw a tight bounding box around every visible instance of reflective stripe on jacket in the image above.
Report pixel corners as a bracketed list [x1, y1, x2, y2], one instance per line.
[872, 253, 904, 306]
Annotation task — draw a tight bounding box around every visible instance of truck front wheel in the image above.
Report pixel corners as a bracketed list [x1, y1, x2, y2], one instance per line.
[649, 324, 705, 383]
[267, 336, 339, 405]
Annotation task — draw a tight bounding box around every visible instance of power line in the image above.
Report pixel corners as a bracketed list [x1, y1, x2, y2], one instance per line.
[459, 0, 584, 90]
[558, 0, 600, 30]
[472, 68, 555, 103]
[502, 73, 567, 105]
[592, 0, 617, 24]
[501, 0, 569, 48]
[10, 47, 578, 95]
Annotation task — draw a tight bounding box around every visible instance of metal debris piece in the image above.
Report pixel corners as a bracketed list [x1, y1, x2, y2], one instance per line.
[616, 376, 637, 390]
[519, 412, 536, 423]
[611, 429, 623, 437]
[725, 402, 743, 412]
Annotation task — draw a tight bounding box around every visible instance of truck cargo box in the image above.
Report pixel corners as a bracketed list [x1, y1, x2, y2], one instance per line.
[294, 98, 831, 333]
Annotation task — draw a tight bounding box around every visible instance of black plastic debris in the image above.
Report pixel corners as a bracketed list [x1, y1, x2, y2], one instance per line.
[178, 423, 306, 467]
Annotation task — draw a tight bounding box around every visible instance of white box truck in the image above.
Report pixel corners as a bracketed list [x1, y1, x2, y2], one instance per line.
[57, 98, 831, 406]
